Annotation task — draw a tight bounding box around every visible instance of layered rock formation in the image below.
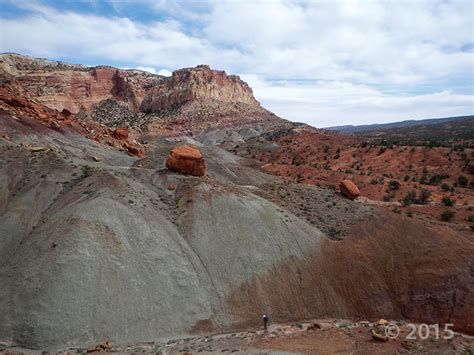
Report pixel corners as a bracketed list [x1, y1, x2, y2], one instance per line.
[139, 64, 278, 136]
[141, 65, 259, 112]
[0, 53, 163, 114]
[1, 54, 278, 136]
[0, 79, 145, 157]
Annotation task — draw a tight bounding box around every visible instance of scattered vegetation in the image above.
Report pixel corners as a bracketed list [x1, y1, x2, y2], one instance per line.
[401, 189, 432, 206]
[388, 180, 401, 190]
[440, 209, 455, 222]
[468, 164, 474, 175]
[458, 175, 468, 187]
[383, 192, 395, 201]
[441, 183, 453, 192]
[441, 196, 455, 206]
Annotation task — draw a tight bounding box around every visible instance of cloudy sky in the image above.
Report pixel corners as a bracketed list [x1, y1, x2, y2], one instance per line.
[1, 0, 473, 127]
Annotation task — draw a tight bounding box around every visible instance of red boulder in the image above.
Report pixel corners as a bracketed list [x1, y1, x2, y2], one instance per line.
[339, 179, 360, 200]
[114, 127, 129, 140]
[166, 145, 205, 177]
[124, 142, 145, 158]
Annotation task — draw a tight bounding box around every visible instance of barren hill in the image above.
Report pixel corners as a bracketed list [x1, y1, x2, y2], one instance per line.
[0, 54, 473, 351]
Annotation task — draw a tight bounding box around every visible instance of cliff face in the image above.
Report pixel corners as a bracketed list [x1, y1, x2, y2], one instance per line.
[0, 53, 163, 114]
[1, 54, 275, 135]
[141, 65, 260, 112]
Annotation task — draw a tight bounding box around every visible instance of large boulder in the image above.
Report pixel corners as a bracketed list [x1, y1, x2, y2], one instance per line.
[165, 145, 205, 176]
[113, 127, 129, 140]
[339, 179, 360, 200]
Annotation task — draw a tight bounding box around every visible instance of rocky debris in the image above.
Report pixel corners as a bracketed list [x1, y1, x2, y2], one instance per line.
[255, 182, 373, 240]
[371, 319, 389, 342]
[165, 145, 205, 176]
[124, 142, 145, 157]
[29, 146, 49, 152]
[61, 108, 72, 117]
[0, 80, 146, 158]
[34, 319, 468, 354]
[90, 99, 139, 127]
[113, 127, 129, 140]
[339, 179, 360, 200]
[401, 339, 419, 351]
[0, 84, 66, 126]
[86, 341, 112, 353]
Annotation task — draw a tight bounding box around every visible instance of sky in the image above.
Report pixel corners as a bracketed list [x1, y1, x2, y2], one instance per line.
[0, 0, 473, 127]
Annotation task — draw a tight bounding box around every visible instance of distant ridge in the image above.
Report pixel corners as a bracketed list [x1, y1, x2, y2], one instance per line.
[326, 115, 474, 133]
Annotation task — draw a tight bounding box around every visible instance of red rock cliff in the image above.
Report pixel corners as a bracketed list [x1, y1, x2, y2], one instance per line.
[141, 65, 261, 113]
[0, 53, 162, 114]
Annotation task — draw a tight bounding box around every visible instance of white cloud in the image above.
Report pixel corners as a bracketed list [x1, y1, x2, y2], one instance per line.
[243, 74, 474, 127]
[0, 4, 241, 69]
[135, 66, 156, 74]
[205, 0, 474, 84]
[0, 0, 472, 125]
[157, 69, 172, 76]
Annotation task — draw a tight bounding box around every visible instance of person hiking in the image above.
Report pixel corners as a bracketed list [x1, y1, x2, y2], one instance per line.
[263, 313, 269, 330]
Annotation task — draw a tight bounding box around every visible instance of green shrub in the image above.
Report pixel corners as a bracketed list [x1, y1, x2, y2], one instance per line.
[388, 180, 401, 190]
[441, 183, 452, 192]
[418, 189, 432, 204]
[468, 164, 474, 175]
[458, 175, 468, 187]
[383, 192, 395, 201]
[401, 190, 417, 206]
[440, 209, 455, 221]
[441, 196, 455, 206]
[428, 174, 449, 185]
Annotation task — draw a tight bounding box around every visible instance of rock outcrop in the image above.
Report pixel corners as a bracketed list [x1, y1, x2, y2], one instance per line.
[165, 145, 205, 176]
[141, 65, 259, 113]
[339, 179, 360, 200]
[0, 53, 163, 114]
[1, 54, 278, 136]
[140, 65, 278, 136]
